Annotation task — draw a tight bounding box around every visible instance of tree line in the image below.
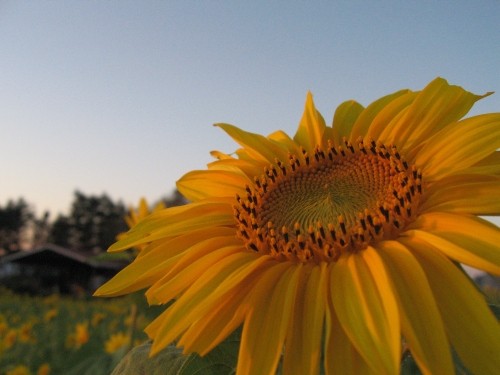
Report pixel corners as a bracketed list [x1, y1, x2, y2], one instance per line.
[0, 190, 186, 255]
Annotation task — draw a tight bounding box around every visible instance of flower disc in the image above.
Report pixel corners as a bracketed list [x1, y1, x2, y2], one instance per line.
[235, 139, 422, 262]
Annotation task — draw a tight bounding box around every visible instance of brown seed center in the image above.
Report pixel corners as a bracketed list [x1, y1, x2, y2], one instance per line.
[234, 138, 422, 263]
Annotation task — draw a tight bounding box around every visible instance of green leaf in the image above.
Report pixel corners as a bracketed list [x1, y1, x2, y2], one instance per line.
[111, 333, 239, 375]
[400, 348, 476, 375]
[489, 304, 500, 320]
[66, 354, 112, 375]
[400, 350, 422, 375]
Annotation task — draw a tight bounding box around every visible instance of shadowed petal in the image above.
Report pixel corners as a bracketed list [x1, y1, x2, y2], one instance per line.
[109, 200, 234, 250]
[94, 227, 237, 297]
[325, 287, 377, 375]
[331, 248, 400, 375]
[377, 241, 453, 375]
[179, 255, 275, 354]
[350, 89, 411, 142]
[237, 262, 301, 375]
[405, 212, 500, 275]
[177, 169, 250, 201]
[420, 174, 500, 215]
[331, 99, 364, 143]
[415, 113, 500, 180]
[282, 263, 327, 375]
[405, 238, 500, 375]
[381, 77, 489, 154]
[215, 123, 290, 164]
[148, 249, 259, 355]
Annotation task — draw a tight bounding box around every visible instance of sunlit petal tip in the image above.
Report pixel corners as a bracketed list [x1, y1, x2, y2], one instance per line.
[209, 149, 233, 160]
[331, 99, 364, 142]
[107, 232, 149, 252]
[294, 91, 327, 151]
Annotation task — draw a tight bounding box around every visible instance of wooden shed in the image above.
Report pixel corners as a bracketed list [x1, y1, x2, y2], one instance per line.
[0, 244, 127, 296]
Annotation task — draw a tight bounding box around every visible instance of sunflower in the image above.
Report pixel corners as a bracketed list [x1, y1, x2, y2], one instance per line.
[68, 322, 89, 349]
[117, 198, 166, 252]
[104, 332, 130, 354]
[122, 198, 165, 231]
[95, 78, 500, 375]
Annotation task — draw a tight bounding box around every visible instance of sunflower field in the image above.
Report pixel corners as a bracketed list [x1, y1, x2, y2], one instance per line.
[0, 287, 159, 375]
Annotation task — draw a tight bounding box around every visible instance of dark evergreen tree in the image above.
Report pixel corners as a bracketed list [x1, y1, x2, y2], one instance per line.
[48, 191, 127, 253]
[32, 210, 50, 246]
[158, 189, 188, 208]
[48, 214, 72, 248]
[0, 198, 33, 252]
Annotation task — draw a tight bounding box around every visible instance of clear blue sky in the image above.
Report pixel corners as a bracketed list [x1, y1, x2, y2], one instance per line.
[1, 1, 499, 218]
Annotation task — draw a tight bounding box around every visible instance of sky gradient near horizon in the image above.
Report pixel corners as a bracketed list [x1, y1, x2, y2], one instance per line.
[1, 1, 499, 219]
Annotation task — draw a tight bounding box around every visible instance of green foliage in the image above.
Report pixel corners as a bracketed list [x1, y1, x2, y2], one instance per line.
[2, 285, 498, 374]
[111, 302, 500, 375]
[0, 288, 154, 375]
[400, 349, 475, 375]
[111, 332, 240, 375]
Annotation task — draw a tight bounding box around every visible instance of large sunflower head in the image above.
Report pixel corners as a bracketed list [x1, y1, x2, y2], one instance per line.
[96, 78, 500, 375]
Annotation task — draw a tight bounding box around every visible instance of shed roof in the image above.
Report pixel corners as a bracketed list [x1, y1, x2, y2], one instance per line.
[0, 243, 126, 270]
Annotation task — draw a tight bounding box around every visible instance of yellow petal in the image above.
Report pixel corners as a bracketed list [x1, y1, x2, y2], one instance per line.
[177, 169, 250, 201]
[383, 77, 489, 154]
[377, 241, 454, 375]
[207, 157, 264, 179]
[350, 89, 411, 142]
[215, 123, 289, 164]
[330, 248, 400, 375]
[109, 200, 234, 251]
[415, 113, 500, 180]
[331, 99, 364, 143]
[293, 92, 327, 151]
[420, 174, 500, 215]
[405, 212, 500, 275]
[179, 255, 274, 354]
[268, 129, 305, 159]
[94, 227, 236, 297]
[179, 284, 248, 355]
[209, 150, 232, 159]
[405, 238, 500, 375]
[282, 263, 327, 375]
[145, 237, 243, 304]
[149, 249, 256, 355]
[138, 198, 148, 216]
[465, 150, 500, 175]
[237, 262, 301, 375]
[366, 90, 418, 142]
[325, 289, 377, 375]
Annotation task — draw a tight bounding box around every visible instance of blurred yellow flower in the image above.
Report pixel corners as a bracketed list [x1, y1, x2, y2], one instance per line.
[118, 198, 166, 252]
[0, 320, 7, 335]
[18, 322, 36, 343]
[3, 329, 17, 349]
[43, 308, 58, 322]
[67, 322, 90, 349]
[36, 363, 50, 375]
[96, 78, 500, 375]
[104, 332, 130, 354]
[6, 365, 31, 375]
[124, 198, 165, 229]
[42, 294, 60, 305]
[91, 312, 106, 327]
